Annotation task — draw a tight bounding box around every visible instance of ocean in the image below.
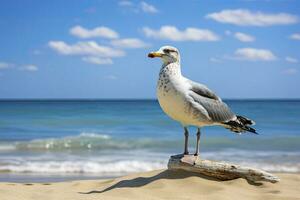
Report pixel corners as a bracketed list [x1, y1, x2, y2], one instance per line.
[0, 99, 299, 182]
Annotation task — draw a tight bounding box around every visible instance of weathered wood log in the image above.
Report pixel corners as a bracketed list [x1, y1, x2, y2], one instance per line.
[168, 154, 279, 183]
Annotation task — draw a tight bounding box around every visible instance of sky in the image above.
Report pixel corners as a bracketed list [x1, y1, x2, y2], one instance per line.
[0, 0, 299, 99]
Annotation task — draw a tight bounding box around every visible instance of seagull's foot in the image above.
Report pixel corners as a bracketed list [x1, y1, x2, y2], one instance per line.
[194, 153, 199, 157]
[184, 151, 189, 155]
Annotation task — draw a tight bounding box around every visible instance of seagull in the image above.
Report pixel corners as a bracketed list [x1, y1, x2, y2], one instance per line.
[148, 46, 257, 156]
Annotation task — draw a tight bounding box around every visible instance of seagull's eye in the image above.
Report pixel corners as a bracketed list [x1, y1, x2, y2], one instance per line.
[163, 49, 170, 54]
[163, 49, 177, 55]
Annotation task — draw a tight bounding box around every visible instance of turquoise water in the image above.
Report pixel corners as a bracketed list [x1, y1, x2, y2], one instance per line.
[0, 99, 300, 180]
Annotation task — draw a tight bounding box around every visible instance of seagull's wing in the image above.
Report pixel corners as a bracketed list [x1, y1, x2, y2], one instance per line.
[187, 80, 236, 122]
[187, 80, 220, 101]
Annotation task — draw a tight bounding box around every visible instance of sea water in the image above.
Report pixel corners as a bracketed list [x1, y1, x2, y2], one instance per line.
[0, 100, 299, 182]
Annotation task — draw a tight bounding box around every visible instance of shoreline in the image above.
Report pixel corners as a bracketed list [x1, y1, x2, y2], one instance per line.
[1, 170, 299, 183]
[0, 173, 112, 183]
[1, 169, 299, 200]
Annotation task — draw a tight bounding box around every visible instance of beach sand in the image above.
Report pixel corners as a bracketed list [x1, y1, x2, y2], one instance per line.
[0, 170, 299, 200]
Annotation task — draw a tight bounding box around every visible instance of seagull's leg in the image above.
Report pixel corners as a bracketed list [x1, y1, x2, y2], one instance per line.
[184, 127, 189, 155]
[194, 128, 201, 156]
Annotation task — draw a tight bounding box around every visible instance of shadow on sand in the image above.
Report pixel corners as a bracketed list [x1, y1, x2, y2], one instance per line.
[79, 170, 221, 194]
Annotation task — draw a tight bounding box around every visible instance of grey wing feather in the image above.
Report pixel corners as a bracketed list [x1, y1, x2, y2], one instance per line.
[187, 80, 236, 122]
[187, 80, 220, 101]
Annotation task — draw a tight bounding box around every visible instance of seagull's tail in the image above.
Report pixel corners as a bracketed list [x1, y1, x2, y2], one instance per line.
[222, 115, 258, 134]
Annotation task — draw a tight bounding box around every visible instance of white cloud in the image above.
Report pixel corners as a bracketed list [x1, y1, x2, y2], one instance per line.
[285, 56, 298, 63]
[289, 33, 300, 40]
[233, 48, 277, 61]
[234, 32, 255, 42]
[119, 1, 158, 14]
[70, 25, 119, 39]
[206, 9, 299, 26]
[111, 38, 149, 48]
[140, 2, 158, 13]
[118, 0, 133, 7]
[282, 68, 298, 75]
[20, 65, 38, 72]
[48, 41, 125, 57]
[143, 26, 220, 41]
[0, 62, 38, 72]
[0, 62, 14, 69]
[82, 57, 113, 65]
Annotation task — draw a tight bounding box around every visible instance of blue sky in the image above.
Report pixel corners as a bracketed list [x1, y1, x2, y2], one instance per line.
[0, 0, 299, 99]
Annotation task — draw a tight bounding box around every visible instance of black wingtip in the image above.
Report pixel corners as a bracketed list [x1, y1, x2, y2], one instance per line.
[248, 127, 258, 135]
[252, 131, 259, 135]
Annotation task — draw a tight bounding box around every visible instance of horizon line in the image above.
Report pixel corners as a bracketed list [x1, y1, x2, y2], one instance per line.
[0, 98, 300, 101]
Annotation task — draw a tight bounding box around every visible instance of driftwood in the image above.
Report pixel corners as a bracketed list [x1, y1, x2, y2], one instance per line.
[168, 154, 279, 183]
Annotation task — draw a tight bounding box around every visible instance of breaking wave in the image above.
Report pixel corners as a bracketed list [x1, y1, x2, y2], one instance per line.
[0, 150, 299, 174]
[0, 159, 166, 175]
[1, 132, 300, 152]
[1, 133, 300, 174]
[0, 132, 180, 152]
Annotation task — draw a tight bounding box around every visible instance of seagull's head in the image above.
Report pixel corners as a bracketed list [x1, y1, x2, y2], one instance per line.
[148, 46, 180, 64]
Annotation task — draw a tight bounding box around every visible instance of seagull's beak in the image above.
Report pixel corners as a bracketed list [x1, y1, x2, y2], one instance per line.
[148, 51, 162, 58]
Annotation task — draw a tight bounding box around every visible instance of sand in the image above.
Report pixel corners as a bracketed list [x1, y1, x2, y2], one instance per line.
[0, 170, 299, 200]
